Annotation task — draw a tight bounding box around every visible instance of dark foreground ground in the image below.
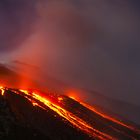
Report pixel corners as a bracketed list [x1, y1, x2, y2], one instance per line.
[0, 89, 92, 140]
[0, 88, 140, 140]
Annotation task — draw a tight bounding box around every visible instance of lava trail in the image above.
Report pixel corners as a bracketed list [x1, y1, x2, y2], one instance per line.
[0, 86, 140, 140]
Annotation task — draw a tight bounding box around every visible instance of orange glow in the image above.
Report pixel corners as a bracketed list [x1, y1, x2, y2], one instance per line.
[79, 101, 140, 134]
[58, 96, 63, 102]
[66, 89, 88, 102]
[1, 87, 139, 139]
[0, 86, 5, 96]
[17, 89, 113, 140]
[69, 96, 77, 100]
[32, 102, 38, 106]
[20, 89, 30, 96]
[67, 90, 80, 101]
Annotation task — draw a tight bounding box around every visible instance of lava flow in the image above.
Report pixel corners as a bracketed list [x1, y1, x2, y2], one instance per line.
[79, 102, 139, 132]
[0, 86, 140, 140]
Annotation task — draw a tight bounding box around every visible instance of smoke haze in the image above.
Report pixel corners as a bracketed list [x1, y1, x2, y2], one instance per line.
[0, 0, 140, 106]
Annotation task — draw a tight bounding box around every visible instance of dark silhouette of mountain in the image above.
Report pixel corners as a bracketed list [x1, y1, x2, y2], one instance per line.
[0, 87, 140, 140]
[0, 89, 92, 140]
[1, 62, 140, 125]
[0, 63, 140, 139]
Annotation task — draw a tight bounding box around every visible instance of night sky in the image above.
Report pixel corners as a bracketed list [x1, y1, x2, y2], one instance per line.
[0, 0, 140, 106]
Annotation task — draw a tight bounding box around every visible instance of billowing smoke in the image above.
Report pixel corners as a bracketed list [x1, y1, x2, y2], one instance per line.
[0, 0, 140, 108]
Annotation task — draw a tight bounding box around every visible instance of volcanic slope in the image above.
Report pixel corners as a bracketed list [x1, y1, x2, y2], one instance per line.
[0, 87, 140, 140]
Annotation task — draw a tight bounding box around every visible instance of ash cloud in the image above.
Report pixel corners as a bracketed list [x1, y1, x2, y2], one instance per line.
[0, 0, 140, 106]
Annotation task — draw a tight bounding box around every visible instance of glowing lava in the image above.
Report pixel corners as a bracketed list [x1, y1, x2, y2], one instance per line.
[18, 89, 113, 140]
[0, 86, 140, 140]
[79, 102, 139, 133]
[0, 86, 4, 96]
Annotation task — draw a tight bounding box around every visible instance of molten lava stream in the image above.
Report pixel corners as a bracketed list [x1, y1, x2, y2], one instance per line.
[12, 89, 113, 140]
[20, 90, 113, 140]
[78, 101, 140, 134]
[0, 86, 5, 95]
[1, 86, 138, 140]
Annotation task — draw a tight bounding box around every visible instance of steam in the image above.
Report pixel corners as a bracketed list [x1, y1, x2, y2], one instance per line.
[0, 0, 140, 107]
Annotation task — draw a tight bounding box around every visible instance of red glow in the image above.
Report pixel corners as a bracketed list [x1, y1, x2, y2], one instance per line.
[66, 90, 81, 101]
[58, 96, 63, 102]
[0, 86, 4, 96]
[78, 101, 140, 134]
[18, 89, 113, 139]
[0, 85, 139, 140]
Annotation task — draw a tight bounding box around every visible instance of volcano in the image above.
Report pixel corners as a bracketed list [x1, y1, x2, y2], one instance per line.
[0, 86, 140, 140]
[0, 63, 140, 140]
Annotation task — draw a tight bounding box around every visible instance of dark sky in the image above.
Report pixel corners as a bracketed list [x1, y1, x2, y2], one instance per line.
[0, 0, 37, 51]
[0, 0, 140, 106]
